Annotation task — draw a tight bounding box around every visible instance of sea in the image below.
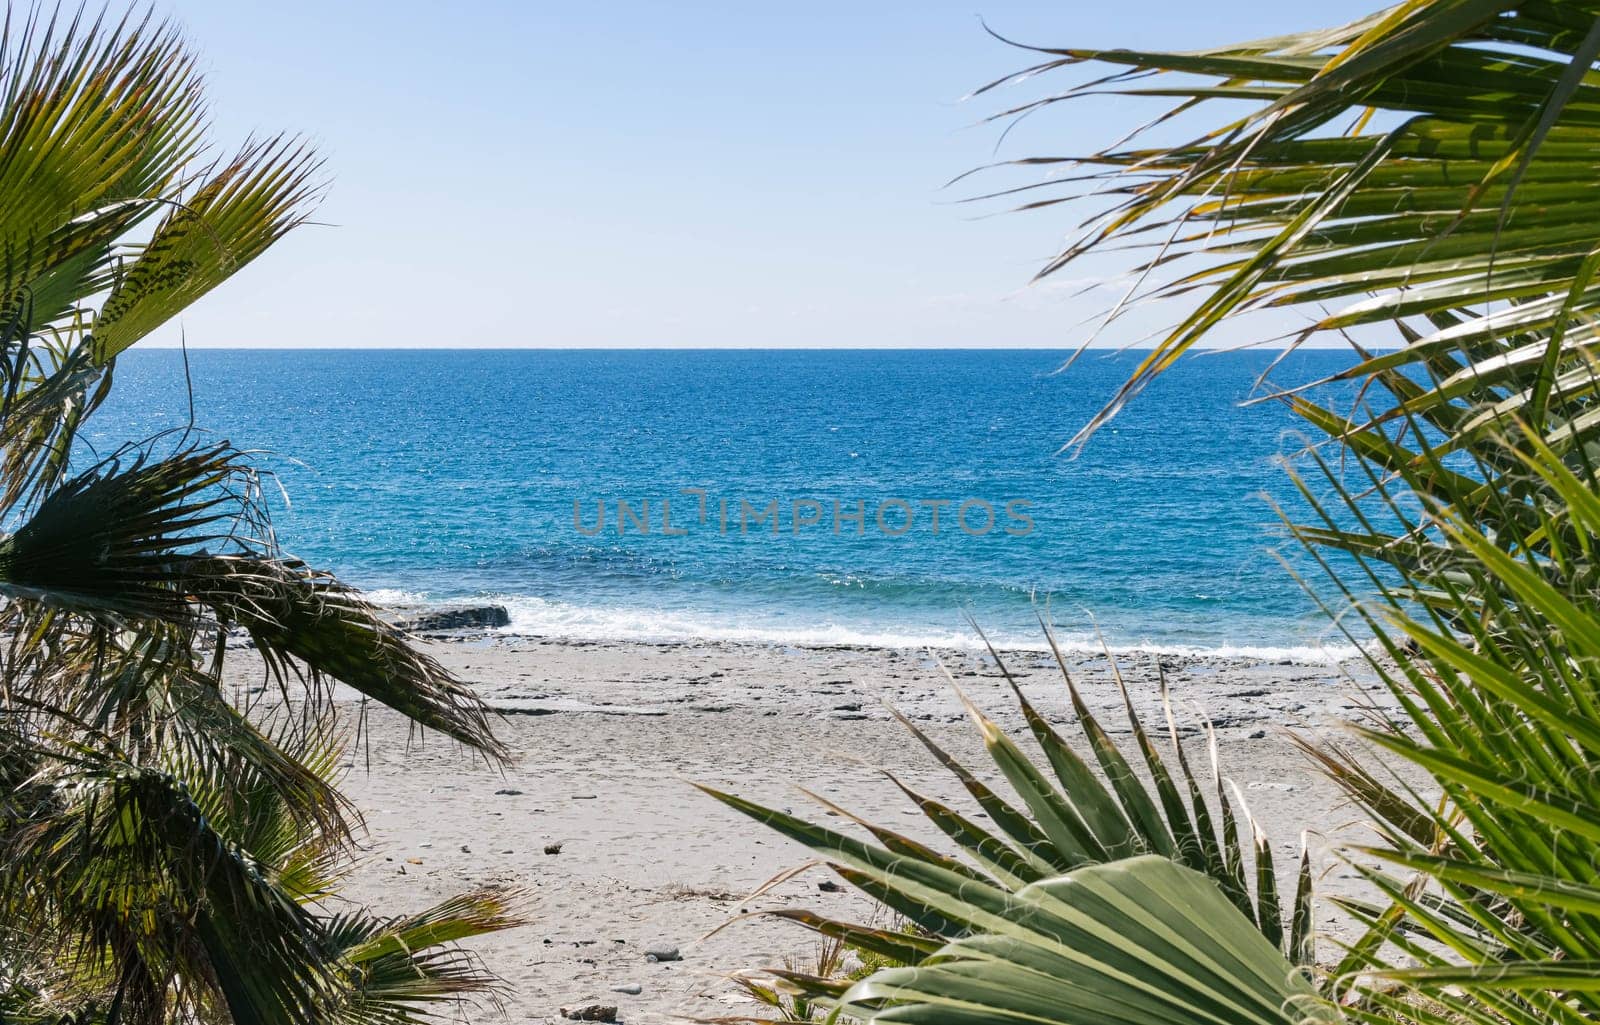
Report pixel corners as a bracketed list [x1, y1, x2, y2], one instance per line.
[86, 348, 1373, 659]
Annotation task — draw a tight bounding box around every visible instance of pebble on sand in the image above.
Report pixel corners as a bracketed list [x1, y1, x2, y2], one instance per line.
[645, 946, 681, 963]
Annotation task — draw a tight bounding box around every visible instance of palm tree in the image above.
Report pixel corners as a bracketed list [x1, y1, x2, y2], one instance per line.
[715, 3, 1600, 1024]
[0, 8, 521, 1024]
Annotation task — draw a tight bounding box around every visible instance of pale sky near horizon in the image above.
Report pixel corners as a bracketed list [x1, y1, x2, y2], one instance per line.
[150, 1, 1379, 349]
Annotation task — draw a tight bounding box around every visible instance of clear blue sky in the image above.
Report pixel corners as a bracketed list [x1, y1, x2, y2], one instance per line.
[157, 1, 1377, 348]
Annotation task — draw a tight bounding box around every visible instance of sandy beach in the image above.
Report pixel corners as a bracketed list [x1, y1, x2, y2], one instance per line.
[222, 628, 1409, 1024]
[11, 4, 1592, 1023]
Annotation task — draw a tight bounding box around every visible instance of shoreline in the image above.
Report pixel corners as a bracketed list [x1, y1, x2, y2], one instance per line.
[383, 598, 1369, 668]
[352, 627, 1383, 730]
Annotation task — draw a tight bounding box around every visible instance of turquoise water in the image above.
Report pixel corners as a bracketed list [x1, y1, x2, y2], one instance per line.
[88, 349, 1367, 656]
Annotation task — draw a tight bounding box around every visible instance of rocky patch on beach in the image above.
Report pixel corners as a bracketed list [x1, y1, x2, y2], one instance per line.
[393, 603, 511, 633]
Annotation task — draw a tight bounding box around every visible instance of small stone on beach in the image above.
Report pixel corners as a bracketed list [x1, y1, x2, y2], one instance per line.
[645, 945, 681, 963]
[560, 1005, 617, 1022]
[611, 984, 642, 995]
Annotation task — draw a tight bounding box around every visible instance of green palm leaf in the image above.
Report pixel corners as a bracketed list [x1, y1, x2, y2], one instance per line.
[973, 1, 1600, 455]
[323, 889, 527, 1025]
[90, 137, 322, 365]
[715, 9, 1600, 1025]
[700, 638, 1314, 1011]
[836, 856, 1334, 1025]
[0, 6, 520, 1020]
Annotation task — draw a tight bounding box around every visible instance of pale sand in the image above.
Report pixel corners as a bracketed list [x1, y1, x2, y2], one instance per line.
[233, 634, 1413, 1024]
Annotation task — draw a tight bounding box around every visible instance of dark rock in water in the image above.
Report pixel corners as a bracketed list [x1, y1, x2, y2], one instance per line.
[397, 605, 510, 632]
[561, 1005, 617, 1022]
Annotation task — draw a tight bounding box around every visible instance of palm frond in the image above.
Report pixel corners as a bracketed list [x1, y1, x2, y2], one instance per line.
[0, 7, 204, 320]
[321, 889, 527, 1025]
[0, 439, 507, 759]
[90, 136, 323, 365]
[4, 755, 336, 1025]
[0, 442, 242, 619]
[975, 1, 1600, 451]
[197, 555, 509, 761]
[699, 639, 1312, 1010]
[0, 5, 520, 1019]
[715, 10, 1600, 1025]
[836, 856, 1333, 1025]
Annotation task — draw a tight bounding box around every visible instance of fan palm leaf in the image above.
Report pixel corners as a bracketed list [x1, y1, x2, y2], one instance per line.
[835, 857, 1334, 1025]
[700, 635, 1315, 1011]
[0, 440, 507, 756]
[323, 890, 524, 1025]
[715, 6, 1600, 1025]
[0, 5, 523, 1021]
[971, 1, 1600, 454]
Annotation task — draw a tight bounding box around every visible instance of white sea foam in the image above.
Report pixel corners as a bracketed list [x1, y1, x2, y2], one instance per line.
[363, 587, 432, 607]
[481, 595, 1362, 663]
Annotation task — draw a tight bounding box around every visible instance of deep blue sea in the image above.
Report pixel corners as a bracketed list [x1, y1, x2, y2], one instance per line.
[87, 349, 1369, 657]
